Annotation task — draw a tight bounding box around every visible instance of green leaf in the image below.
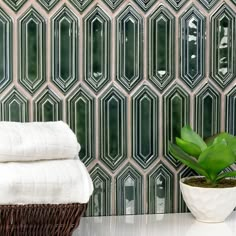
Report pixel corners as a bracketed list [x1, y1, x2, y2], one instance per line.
[228, 138, 236, 157]
[212, 133, 236, 159]
[198, 139, 235, 181]
[181, 125, 207, 151]
[216, 171, 236, 182]
[204, 134, 219, 147]
[169, 143, 209, 179]
[213, 133, 234, 145]
[176, 137, 201, 158]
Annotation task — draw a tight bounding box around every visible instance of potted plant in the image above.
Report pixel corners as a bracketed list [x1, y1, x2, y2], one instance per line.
[169, 125, 236, 223]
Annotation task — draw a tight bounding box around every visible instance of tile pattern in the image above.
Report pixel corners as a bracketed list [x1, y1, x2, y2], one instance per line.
[0, 0, 236, 216]
[148, 163, 174, 214]
[18, 7, 46, 94]
[51, 5, 79, 93]
[3, 0, 27, 11]
[132, 85, 159, 169]
[100, 86, 127, 170]
[133, 0, 156, 11]
[198, 0, 219, 10]
[37, 0, 60, 11]
[116, 5, 143, 92]
[226, 85, 236, 135]
[163, 84, 190, 168]
[210, 3, 236, 89]
[84, 6, 111, 92]
[179, 5, 205, 89]
[194, 83, 220, 139]
[34, 87, 62, 121]
[0, 8, 12, 93]
[86, 164, 111, 216]
[67, 85, 95, 166]
[116, 164, 143, 215]
[148, 5, 175, 91]
[69, 0, 92, 12]
[166, 0, 188, 11]
[2, 87, 29, 122]
[102, 0, 124, 10]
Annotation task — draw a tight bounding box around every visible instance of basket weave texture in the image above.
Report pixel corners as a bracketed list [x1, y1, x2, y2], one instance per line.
[0, 203, 87, 236]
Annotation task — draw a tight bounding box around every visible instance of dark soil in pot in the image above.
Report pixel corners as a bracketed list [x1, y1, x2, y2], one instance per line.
[184, 178, 236, 188]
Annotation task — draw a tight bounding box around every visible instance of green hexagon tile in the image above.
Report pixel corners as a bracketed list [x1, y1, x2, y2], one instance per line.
[0, 0, 236, 216]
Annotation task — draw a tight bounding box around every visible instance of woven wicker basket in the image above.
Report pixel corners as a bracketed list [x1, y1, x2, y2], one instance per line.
[0, 203, 87, 236]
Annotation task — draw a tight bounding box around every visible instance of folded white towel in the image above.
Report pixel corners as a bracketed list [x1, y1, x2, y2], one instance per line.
[0, 121, 80, 162]
[0, 159, 93, 204]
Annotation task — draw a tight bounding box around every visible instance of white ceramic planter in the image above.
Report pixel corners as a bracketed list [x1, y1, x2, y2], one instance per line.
[180, 176, 236, 223]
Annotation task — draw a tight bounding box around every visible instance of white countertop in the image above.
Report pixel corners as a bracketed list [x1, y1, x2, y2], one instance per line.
[74, 212, 236, 236]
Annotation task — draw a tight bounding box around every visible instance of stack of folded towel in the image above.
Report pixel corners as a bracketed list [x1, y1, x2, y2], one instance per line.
[0, 121, 93, 205]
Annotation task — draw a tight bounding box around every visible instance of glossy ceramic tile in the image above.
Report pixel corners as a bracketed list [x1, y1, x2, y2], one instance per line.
[116, 164, 143, 215]
[51, 5, 79, 92]
[1, 0, 236, 217]
[38, 0, 60, 11]
[84, 6, 111, 92]
[86, 164, 111, 216]
[116, 5, 143, 91]
[3, 0, 27, 11]
[18, 7, 46, 94]
[0, 8, 12, 92]
[179, 5, 205, 88]
[210, 4, 236, 88]
[132, 85, 158, 168]
[148, 5, 175, 90]
[194, 83, 220, 139]
[147, 163, 173, 214]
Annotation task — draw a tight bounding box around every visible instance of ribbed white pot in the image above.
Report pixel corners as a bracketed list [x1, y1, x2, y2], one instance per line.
[180, 177, 236, 223]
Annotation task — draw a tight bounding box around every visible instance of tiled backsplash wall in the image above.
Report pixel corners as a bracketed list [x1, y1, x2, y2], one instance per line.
[0, 0, 236, 216]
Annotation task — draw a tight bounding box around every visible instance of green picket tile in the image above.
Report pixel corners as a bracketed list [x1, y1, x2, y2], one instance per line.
[1, 88, 29, 122]
[51, 5, 79, 93]
[99, 86, 127, 170]
[116, 5, 143, 92]
[210, 3, 236, 89]
[67, 85, 95, 166]
[132, 85, 159, 169]
[0, 8, 12, 93]
[147, 162, 174, 214]
[166, 0, 188, 11]
[102, 0, 124, 10]
[116, 164, 143, 215]
[84, 6, 111, 92]
[163, 84, 190, 169]
[179, 5, 205, 89]
[37, 0, 60, 11]
[86, 164, 111, 216]
[133, 0, 157, 11]
[69, 0, 93, 12]
[0, 0, 234, 217]
[33, 87, 62, 122]
[148, 5, 175, 91]
[197, 0, 219, 10]
[226, 85, 236, 135]
[194, 83, 220, 140]
[18, 7, 46, 94]
[3, 0, 27, 12]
